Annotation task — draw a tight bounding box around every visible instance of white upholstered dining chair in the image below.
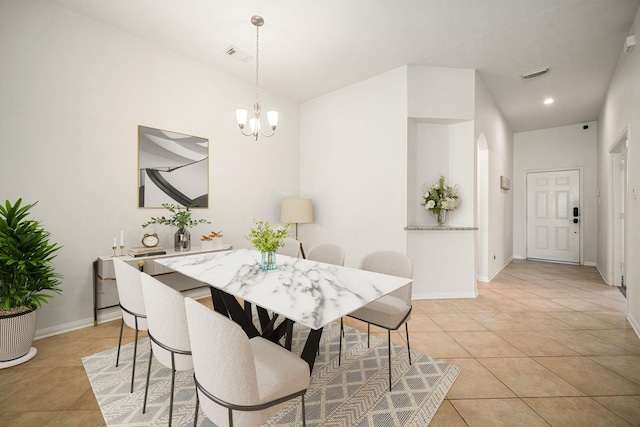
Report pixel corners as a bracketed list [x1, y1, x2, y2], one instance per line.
[340, 250, 413, 391]
[113, 259, 148, 393]
[306, 243, 345, 266]
[184, 297, 310, 427]
[277, 237, 301, 258]
[140, 273, 193, 426]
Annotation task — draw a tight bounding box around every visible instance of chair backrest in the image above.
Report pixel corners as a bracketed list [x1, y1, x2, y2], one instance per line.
[277, 237, 301, 258]
[184, 298, 261, 427]
[113, 259, 148, 330]
[358, 250, 413, 303]
[307, 243, 345, 266]
[140, 273, 192, 371]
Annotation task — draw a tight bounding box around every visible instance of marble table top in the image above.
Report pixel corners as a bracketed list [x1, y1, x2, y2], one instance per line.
[154, 248, 412, 330]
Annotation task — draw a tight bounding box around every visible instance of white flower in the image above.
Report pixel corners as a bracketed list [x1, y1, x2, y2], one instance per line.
[421, 176, 460, 215]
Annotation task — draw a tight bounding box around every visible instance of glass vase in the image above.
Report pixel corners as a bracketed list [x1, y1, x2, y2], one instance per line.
[174, 227, 191, 251]
[260, 251, 277, 270]
[436, 210, 447, 226]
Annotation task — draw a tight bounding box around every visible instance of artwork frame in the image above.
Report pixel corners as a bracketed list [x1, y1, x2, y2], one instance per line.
[500, 175, 510, 191]
[138, 125, 209, 208]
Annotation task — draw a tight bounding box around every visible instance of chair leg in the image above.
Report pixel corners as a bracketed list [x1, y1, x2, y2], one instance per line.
[301, 394, 306, 427]
[168, 353, 176, 427]
[115, 317, 124, 367]
[193, 390, 199, 427]
[405, 322, 412, 365]
[367, 323, 371, 348]
[143, 344, 153, 413]
[338, 319, 343, 366]
[130, 319, 140, 393]
[387, 329, 392, 392]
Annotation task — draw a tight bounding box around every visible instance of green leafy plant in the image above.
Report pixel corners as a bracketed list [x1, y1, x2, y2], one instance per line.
[0, 199, 63, 315]
[246, 219, 291, 253]
[142, 203, 211, 230]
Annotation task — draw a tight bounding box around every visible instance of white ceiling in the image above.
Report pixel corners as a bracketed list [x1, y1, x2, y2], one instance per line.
[49, 0, 640, 132]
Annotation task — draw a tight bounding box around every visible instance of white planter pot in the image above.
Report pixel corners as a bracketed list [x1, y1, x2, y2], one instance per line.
[0, 307, 37, 364]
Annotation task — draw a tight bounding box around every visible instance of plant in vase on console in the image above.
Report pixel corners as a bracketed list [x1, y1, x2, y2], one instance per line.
[246, 219, 291, 270]
[421, 176, 460, 225]
[142, 203, 211, 252]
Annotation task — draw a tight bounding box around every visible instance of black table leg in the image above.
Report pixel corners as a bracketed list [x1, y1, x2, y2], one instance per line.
[209, 288, 229, 317]
[213, 288, 261, 339]
[301, 327, 323, 371]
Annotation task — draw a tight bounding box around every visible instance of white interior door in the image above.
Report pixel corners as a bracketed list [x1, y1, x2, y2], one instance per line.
[526, 170, 580, 263]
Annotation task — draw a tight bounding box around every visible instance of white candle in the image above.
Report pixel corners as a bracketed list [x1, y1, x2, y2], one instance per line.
[120, 230, 124, 247]
[112, 237, 117, 248]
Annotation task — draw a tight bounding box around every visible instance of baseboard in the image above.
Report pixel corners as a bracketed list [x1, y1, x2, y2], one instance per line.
[477, 256, 515, 284]
[595, 263, 609, 285]
[413, 290, 478, 299]
[583, 261, 596, 267]
[628, 312, 640, 340]
[512, 255, 525, 260]
[34, 288, 211, 340]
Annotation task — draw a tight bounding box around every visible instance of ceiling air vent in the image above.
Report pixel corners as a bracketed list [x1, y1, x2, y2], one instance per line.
[521, 67, 550, 80]
[224, 45, 251, 62]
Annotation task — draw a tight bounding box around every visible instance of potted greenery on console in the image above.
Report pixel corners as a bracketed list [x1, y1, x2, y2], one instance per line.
[142, 203, 211, 251]
[0, 199, 63, 366]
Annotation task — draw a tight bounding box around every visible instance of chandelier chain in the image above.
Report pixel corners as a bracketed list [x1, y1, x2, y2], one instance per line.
[255, 23, 260, 104]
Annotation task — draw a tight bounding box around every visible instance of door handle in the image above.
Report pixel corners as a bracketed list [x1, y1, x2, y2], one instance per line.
[573, 218, 579, 224]
[573, 207, 579, 217]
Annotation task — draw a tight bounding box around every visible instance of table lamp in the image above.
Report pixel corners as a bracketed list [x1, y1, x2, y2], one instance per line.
[280, 198, 314, 258]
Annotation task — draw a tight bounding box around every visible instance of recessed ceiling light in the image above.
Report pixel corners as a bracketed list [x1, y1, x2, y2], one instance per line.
[543, 98, 554, 105]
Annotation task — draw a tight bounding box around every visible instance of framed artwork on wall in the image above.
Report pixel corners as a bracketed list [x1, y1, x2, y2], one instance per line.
[138, 125, 209, 208]
[500, 175, 510, 191]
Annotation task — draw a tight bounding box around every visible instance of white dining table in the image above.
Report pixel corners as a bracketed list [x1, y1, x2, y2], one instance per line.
[154, 248, 413, 369]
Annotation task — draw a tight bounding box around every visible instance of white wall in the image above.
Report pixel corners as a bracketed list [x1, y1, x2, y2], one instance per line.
[474, 76, 514, 280]
[513, 122, 598, 265]
[0, 0, 301, 335]
[598, 7, 640, 334]
[299, 67, 408, 268]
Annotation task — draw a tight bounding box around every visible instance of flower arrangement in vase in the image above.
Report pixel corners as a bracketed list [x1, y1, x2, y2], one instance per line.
[421, 176, 460, 225]
[142, 203, 211, 251]
[246, 219, 290, 270]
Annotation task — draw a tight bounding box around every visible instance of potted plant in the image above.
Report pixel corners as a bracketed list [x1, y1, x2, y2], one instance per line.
[0, 199, 63, 366]
[246, 219, 290, 270]
[142, 203, 211, 251]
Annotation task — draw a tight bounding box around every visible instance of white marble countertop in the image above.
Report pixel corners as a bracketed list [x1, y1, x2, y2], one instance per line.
[404, 225, 478, 231]
[154, 248, 412, 330]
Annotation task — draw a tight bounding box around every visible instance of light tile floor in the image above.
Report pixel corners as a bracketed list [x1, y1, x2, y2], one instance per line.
[0, 259, 638, 426]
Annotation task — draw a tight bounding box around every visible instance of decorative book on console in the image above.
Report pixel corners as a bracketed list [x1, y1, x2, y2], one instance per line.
[128, 246, 167, 257]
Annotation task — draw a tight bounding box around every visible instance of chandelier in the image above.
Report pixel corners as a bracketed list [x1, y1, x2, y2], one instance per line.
[236, 15, 278, 141]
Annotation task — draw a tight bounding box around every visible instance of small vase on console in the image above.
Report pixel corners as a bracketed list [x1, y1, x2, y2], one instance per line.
[260, 251, 277, 270]
[174, 227, 191, 251]
[436, 210, 447, 226]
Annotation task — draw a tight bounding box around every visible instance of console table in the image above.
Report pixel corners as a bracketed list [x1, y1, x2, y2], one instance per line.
[92, 245, 232, 325]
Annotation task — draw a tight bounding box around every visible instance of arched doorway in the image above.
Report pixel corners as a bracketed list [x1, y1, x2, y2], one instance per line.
[476, 133, 489, 281]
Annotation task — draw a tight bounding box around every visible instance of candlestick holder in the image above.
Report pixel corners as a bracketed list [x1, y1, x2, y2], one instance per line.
[112, 245, 117, 258]
[119, 245, 125, 257]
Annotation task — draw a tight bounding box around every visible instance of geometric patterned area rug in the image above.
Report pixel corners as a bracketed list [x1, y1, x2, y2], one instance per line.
[82, 320, 460, 426]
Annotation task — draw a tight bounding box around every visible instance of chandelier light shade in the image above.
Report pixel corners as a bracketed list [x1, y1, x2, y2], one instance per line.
[236, 15, 278, 141]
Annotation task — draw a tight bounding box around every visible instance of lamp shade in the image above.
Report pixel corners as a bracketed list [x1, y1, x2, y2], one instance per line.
[280, 198, 314, 224]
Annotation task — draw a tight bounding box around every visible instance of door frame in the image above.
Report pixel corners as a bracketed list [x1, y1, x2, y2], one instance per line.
[524, 167, 584, 265]
[608, 125, 629, 291]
